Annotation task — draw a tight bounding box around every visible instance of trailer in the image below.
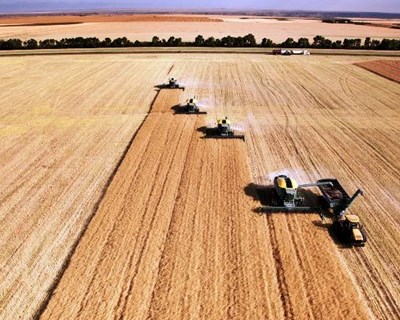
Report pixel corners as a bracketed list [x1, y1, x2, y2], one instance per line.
[317, 179, 351, 208]
[272, 49, 292, 55]
[272, 49, 310, 55]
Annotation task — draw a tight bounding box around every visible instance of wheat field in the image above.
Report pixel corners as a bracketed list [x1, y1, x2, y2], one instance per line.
[0, 53, 399, 319]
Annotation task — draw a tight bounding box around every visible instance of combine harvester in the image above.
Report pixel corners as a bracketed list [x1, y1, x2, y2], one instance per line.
[168, 77, 185, 90]
[259, 175, 367, 246]
[203, 117, 245, 141]
[174, 97, 207, 115]
[160, 77, 185, 90]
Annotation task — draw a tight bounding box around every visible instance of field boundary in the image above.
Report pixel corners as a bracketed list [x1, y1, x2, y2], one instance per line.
[32, 90, 160, 320]
[1, 47, 400, 57]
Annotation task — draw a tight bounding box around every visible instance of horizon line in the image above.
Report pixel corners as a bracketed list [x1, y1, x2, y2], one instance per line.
[1, 8, 400, 15]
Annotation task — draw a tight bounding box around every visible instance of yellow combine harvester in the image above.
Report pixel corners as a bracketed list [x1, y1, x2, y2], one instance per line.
[167, 77, 185, 90]
[174, 97, 207, 114]
[204, 117, 245, 141]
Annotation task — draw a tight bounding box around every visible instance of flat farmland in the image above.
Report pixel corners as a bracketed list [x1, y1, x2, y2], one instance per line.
[1, 53, 399, 319]
[41, 88, 368, 320]
[1, 14, 400, 42]
[0, 54, 173, 318]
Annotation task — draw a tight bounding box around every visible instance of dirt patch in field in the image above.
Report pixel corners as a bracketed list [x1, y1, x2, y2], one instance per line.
[355, 60, 400, 82]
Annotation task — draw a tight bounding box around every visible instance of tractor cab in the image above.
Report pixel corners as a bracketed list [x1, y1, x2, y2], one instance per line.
[334, 214, 367, 246]
[344, 214, 360, 227]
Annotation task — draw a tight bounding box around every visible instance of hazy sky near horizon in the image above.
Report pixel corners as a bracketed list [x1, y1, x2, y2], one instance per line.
[0, 0, 399, 13]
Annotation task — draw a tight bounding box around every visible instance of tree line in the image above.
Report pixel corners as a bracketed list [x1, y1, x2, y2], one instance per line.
[0, 34, 399, 50]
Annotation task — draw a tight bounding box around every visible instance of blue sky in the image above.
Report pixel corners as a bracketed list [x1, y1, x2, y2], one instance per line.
[0, 0, 399, 13]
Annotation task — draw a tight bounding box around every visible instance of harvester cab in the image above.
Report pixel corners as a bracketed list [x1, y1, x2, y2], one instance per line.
[217, 117, 233, 136]
[274, 175, 303, 207]
[169, 77, 177, 86]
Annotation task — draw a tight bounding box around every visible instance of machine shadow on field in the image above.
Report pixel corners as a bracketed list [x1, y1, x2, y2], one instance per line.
[197, 126, 208, 134]
[196, 126, 220, 137]
[244, 183, 275, 207]
[312, 220, 354, 249]
[154, 84, 168, 90]
[244, 183, 323, 207]
[170, 104, 187, 114]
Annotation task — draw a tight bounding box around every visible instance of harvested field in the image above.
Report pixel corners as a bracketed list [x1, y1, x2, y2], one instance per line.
[41, 88, 369, 320]
[355, 60, 400, 82]
[0, 54, 173, 319]
[0, 14, 399, 42]
[1, 53, 399, 320]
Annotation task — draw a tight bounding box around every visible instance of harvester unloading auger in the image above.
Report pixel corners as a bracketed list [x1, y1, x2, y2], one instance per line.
[203, 117, 245, 141]
[258, 175, 367, 246]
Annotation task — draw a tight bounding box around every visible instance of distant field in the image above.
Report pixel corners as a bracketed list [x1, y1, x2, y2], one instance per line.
[0, 14, 222, 24]
[0, 22, 83, 27]
[0, 14, 399, 42]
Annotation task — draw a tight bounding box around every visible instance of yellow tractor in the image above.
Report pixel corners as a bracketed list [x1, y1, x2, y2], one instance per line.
[333, 214, 367, 247]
